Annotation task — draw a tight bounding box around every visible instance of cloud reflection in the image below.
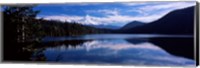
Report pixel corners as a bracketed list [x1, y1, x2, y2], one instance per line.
[43, 39, 195, 66]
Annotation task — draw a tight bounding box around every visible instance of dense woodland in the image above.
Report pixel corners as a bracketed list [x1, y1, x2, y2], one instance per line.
[3, 5, 108, 43]
[3, 5, 109, 60]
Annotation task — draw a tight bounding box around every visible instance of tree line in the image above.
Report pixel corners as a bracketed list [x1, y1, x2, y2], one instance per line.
[3, 5, 106, 43]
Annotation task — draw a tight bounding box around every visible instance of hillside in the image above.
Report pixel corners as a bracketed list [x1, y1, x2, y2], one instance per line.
[120, 6, 195, 34]
[120, 21, 145, 30]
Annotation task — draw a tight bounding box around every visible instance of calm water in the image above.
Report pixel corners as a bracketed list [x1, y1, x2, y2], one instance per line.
[33, 34, 195, 66]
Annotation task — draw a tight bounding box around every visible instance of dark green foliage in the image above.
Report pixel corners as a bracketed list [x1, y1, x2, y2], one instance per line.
[3, 5, 39, 18]
[31, 19, 106, 37]
[3, 5, 40, 42]
[2, 5, 108, 61]
[67, 22, 105, 36]
[3, 5, 108, 42]
[3, 5, 41, 61]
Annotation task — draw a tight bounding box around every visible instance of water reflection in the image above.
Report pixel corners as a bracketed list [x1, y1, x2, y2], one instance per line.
[33, 38, 195, 66]
[42, 34, 193, 42]
[32, 34, 195, 66]
[149, 38, 194, 60]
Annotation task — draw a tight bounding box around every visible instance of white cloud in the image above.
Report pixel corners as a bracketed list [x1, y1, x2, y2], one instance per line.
[127, 2, 195, 16]
[86, 9, 120, 15]
[39, 15, 84, 22]
[138, 2, 195, 12]
[41, 13, 164, 26]
[40, 3, 103, 6]
[82, 15, 100, 25]
[39, 2, 195, 26]
[122, 2, 153, 6]
[125, 2, 196, 23]
[66, 3, 104, 6]
[92, 14, 161, 24]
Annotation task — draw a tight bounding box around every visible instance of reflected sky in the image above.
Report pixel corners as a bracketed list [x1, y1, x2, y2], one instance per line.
[42, 34, 193, 42]
[41, 39, 195, 66]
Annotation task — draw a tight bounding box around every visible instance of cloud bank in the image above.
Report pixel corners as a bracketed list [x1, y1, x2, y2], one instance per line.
[38, 2, 195, 27]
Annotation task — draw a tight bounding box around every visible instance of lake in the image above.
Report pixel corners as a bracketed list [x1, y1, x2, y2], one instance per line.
[32, 34, 195, 66]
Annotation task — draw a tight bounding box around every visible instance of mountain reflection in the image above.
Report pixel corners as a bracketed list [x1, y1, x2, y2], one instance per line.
[38, 40, 90, 48]
[30, 34, 195, 66]
[32, 38, 195, 66]
[149, 38, 194, 59]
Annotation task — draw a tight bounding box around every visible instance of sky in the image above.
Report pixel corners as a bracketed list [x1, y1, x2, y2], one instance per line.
[35, 1, 196, 27]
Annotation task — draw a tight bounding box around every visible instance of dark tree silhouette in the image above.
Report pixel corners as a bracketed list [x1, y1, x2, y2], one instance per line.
[3, 5, 40, 42]
[2, 5, 108, 61]
[3, 5, 40, 61]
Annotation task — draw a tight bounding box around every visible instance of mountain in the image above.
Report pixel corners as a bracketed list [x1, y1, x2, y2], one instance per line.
[89, 21, 145, 30]
[121, 6, 195, 34]
[87, 24, 120, 29]
[120, 21, 146, 30]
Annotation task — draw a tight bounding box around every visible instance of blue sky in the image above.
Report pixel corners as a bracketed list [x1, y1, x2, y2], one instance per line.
[35, 2, 195, 27]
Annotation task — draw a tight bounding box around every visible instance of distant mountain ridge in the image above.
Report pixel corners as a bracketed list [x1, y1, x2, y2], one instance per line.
[87, 21, 145, 30]
[87, 24, 120, 29]
[120, 6, 195, 34]
[120, 21, 146, 30]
